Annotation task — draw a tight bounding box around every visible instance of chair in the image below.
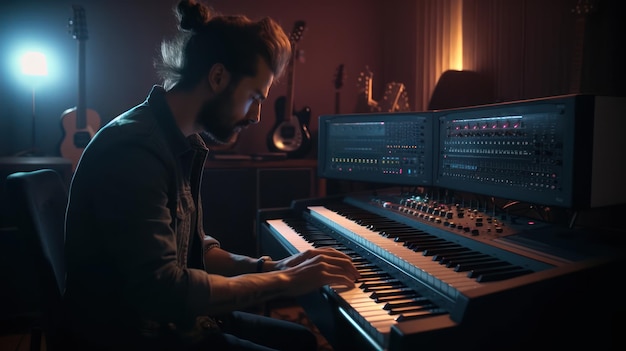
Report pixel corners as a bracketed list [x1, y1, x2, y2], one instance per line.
[5, 169, 68, 351]
[428, 70, 494, 110]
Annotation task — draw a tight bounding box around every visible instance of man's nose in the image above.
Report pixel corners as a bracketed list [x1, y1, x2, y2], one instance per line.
[247, 102, 261, 124]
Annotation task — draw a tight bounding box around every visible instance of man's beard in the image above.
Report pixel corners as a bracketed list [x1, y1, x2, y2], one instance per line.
[197, 87, 246, 146]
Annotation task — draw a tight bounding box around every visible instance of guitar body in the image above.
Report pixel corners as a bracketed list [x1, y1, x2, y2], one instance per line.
[60, 107, 101, 170]
[267, 96, 311, 157]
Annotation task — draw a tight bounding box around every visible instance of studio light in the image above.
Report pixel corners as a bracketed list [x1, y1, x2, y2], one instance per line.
[15, 50, 48, 156]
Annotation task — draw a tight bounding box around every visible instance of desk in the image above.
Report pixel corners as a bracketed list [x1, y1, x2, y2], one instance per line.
[202, 158, 321, 257]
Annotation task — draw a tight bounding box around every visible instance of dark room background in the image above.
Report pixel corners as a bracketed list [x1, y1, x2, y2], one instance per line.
[0, 0, 624, 158]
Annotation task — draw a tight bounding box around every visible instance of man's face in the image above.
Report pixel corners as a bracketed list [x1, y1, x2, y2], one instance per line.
[198, 59, 274, 145]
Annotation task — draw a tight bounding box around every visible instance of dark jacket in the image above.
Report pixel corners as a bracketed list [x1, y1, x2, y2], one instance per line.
[64, 86, 220, 347]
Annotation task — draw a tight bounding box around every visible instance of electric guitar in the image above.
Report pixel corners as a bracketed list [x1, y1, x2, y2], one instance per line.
[380, 82, 411, 112]
[354, 66, 380, 113]
[267, 20, 311, 158]
[333, 64, 346, 114]
[60, 5, 101, 171]
[569, 0, 596, 93]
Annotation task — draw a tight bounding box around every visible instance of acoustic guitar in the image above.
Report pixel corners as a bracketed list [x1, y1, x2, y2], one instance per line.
[60, 5, 101, 171]
[267, 20, 311, 158]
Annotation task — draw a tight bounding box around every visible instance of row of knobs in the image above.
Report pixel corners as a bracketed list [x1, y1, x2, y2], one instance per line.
[391, 198, 504, 235]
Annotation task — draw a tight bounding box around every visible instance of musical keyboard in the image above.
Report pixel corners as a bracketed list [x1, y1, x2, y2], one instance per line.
[258, 189, 623, 351]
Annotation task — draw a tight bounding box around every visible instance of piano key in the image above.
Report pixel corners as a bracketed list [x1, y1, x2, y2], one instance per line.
[383, 297, 433, 310]
[454, 260, 510, 272]
[396, 308, 449, 322]
[387, 304, 439, 315]
[435, 252, 490, 264]
[423, 246, 472, 256]
[475, 268, 534, 282]
[467, 265, 532, 278]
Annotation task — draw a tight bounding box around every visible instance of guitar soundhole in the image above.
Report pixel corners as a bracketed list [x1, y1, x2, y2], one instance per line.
[73, 131, 92, 148]
[280, 125, 296, 138]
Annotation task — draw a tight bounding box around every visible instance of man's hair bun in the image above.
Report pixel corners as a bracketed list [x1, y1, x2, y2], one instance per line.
[176, 0, 211, 32]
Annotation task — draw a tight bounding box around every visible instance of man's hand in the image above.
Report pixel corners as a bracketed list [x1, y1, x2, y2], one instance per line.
[274, 247, 361, 292]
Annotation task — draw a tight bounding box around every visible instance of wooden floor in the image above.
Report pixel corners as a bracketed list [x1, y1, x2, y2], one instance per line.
[0, 302, 331, 351]
[0, 316, 40, 351]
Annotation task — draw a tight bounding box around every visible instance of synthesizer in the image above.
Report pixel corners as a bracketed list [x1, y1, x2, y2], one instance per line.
[258, 94, 625, 351]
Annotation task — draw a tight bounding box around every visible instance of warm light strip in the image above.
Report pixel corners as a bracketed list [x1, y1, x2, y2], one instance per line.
[450, 0, 463, 71]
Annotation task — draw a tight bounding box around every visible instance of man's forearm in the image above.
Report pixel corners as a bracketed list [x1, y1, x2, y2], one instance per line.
[204, 272, 290, 315]
[204, 247, 271, 276]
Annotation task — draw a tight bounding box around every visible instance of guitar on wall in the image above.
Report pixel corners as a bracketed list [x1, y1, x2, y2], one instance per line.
[380, 81, 411, 112]
[267, 20, 311, 158]
[569, 0, 597, 93]
[333, 64, 346, 114]
[60, 4, 101, 171]
[354, 66, 380, 113]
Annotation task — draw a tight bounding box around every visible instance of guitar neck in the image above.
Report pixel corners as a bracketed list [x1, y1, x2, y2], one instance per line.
[569, 16, 587, 93]
[77, 39, 87, 129]
[334, 91, 340, 114]
[283, 50, 296, 122]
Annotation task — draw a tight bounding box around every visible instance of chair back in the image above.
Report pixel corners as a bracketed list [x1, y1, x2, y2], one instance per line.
[6, 168, 69, 348]
[428, 70, 494, 110]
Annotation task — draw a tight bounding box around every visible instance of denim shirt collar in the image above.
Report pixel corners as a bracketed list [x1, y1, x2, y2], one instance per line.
[145, 85, 209, 157]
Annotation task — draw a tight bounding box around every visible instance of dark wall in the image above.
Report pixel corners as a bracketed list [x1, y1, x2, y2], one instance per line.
[1, 0, 623, 159]
[0, 0, 388, 158]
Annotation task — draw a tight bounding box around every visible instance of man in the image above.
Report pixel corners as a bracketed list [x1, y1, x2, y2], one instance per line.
[63, 1, 360, 350]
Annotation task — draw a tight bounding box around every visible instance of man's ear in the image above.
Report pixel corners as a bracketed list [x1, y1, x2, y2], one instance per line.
[207, 63, 230, 93]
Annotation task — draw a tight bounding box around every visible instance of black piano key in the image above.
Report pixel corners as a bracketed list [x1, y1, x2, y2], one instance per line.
[444, 255, 496, 267]
[455, 260, 510, 272]
[467, 264, 530, 278]
[383, 297, 432, 310]
[366, 222, 407, 231]
[374, 292, 422, 303]
[423, 246, 472, 257]
[359, 272, 390, 280]
[408, 241, 456, 252]
[475, 268, 533, 282]
[387, 304, 439, 315]
[381, 229, 428, 238]
[363, 284, 406, 292]
[435, 252, 489, 264]
[357, 275, 393, 283]
[354, 262, 378, 269]
[359, 279, 402, 289]
[383, 229, 429, 237]
[370, 287, 416, 299]
[413, 243, 462, 254]
[395, 308, 448, 322]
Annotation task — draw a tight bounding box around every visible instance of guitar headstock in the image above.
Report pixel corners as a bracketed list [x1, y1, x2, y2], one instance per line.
[356, 66, 373, 95]
[381, 82, 410, 112]
[571, 0, 597, 16]
[355, 66, 379, 112]
[69, 5, 88, 41]
[289, 20, 306, 47]
[334, 64, 346, 91]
